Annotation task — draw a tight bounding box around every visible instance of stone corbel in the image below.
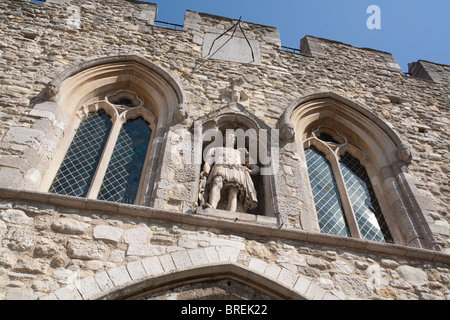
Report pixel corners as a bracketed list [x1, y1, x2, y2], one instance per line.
[44, 82, 59, 102]
[173, 102, 190, 125]
[397, 143, 412, 164]
[279, 122, 295, 143]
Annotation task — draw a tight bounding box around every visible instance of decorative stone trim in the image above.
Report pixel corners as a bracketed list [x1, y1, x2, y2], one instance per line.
[1, 187, 449, 265]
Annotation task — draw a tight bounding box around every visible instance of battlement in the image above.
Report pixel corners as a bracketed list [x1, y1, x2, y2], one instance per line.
[408, 60, 450, 83]
[18, 0, 449, 81]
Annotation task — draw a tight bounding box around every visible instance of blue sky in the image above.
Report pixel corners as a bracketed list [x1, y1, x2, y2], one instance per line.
[147, 0, 450, 72]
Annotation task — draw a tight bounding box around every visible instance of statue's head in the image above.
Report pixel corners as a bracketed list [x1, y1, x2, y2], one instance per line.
[224, 130, 236, 147]
[397, 143, 412, 164]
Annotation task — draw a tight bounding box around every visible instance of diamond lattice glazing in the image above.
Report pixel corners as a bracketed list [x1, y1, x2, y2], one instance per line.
[339, 152, 393, 243]
[97, 116, 151, 204]
[305, 147, 350, 237]
[49, 110, 112, 197]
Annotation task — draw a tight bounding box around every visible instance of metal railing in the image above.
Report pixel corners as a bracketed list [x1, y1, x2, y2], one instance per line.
[154, 20, 184, 30]
[281, 46, 301, 54]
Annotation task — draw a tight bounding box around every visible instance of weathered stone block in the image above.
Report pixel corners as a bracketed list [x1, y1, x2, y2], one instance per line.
[94, 271, 115, 293]
[188, 248, 209, 266]
[123, 227, 150, 244]
[215, 246, 240, 263]
[204, 247, 220, 263]
[0, 248, 16, 268]
[67, 239, 107, 260]
[141, 256, 164, 276]
[107, 266, 132, 287]
[277, 268, 297, 288]
[3, 227, 35, 252]
[178, 238, 198, 249]
[3, 127, 45, 145]
[75, 276, 102, 300]
[305, 282, 326, 300]
[293, 276, 312, 296]
[127, 244, 165, 257]
[93, 225, 123, 243]
[135, 3, 157, 24]
[210, 238, 245, 250]
[248, 257, 267, 274]
[0, 168, 22, 189]
[52, 267, 79, 285]
[171, 250, 193, 270]
[202, 33, 261, 65]
[397, 265, 428, 287]
[126, 260, 148, 280]
[5, 288, 39, 300]
[0, 209, 33, 225]
[159, 254, 176, 272]
[264, 263, 281, 279]
[51, 218, 89, 235]
[53, 285, 83, 300]
[29, 101, 60, 121]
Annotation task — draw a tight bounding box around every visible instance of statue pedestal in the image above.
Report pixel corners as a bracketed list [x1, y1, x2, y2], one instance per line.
[196, 206, 277, 226]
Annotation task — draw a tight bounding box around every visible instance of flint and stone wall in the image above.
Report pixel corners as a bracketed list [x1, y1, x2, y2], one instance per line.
[0, 0, 449, 300]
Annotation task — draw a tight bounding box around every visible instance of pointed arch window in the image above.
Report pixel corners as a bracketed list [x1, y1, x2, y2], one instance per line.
[304, 127, 393, 243]
[49, 90, 155, 205]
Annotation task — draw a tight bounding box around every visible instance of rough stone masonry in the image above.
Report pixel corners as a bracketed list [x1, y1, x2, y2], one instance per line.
[0, 0, 449, 300]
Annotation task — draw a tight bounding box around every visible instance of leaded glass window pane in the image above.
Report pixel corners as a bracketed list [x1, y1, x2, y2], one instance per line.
[339, 152, 393, 243]
[97, 116, 151, 204]
[305, 147, 350, 237]
[49, 109, 112, 197]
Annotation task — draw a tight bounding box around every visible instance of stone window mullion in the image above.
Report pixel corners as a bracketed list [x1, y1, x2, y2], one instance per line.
[326, 151, 362, 239]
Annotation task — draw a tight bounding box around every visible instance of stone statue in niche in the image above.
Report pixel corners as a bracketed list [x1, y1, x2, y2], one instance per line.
[199, 131, 259, 212]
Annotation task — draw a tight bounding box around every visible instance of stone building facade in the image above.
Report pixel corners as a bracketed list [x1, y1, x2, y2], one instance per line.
[0, 0, 449, 300]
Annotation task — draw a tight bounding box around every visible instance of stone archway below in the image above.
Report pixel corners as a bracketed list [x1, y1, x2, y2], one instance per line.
[101, 263, 306, 300]
[133, 279, 275, 300]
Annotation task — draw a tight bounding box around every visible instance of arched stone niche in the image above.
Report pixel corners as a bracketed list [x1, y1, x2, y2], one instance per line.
[193, 103, 282, 225]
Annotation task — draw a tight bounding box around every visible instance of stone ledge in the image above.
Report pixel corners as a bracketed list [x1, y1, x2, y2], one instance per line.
[1, 187, 450, 265]
[197, 206, 277, 226]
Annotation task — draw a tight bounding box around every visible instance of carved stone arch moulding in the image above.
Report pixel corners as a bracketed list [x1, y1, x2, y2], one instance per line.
[45, 262, 306, 300]
[29, 55, 187, 206]
[278, 91, 442, 250]
[41, 54, 187, 128]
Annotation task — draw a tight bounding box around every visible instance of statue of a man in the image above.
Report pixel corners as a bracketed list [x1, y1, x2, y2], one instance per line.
[200, 131, 259, 212]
